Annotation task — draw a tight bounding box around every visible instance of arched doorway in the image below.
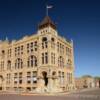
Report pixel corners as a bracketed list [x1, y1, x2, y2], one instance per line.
[42, 71, 48, 86]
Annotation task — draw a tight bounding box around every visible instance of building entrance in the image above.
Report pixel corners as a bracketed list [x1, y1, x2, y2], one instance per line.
[42, 71, 48, 86]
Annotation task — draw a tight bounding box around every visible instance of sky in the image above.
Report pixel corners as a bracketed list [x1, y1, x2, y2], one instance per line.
[0, 0, 100, 77]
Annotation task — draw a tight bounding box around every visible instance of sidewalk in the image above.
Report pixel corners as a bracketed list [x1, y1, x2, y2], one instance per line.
[0, 88, 99, 96]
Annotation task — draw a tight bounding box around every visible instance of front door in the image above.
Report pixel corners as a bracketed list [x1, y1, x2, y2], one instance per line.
[42, 71, 48, 86]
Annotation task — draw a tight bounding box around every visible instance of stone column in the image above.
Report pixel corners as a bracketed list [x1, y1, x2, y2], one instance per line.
[37, 76, 44, 93]
[48, 77, 52, 92]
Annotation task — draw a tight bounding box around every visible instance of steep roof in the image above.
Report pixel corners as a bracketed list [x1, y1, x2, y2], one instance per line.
[38, 16, 56, 30]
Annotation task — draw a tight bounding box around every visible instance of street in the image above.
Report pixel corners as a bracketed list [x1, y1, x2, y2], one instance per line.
[0, 88, 100, 100]
[65, 88, 100, 100]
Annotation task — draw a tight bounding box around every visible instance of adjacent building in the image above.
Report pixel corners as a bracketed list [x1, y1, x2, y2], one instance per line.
[75, 76, 100, 90]
[94, 77, 100, 88]
[0, 16, 75, 93]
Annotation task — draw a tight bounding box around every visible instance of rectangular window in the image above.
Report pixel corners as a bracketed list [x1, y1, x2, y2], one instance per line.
[34, 41, 37, 51]
[31, 42, 33, 48]
[27, 72, 31, 84]
[42, 53, 44, 64]
[27, 60, 30, 67]
[30, 42, 33, 52]
[27, 43, 29, 53]
[21, 45, 23, 54]
[15, 48, 17, 56]
[32, 71, 37, 84]
[45, 52, 48, 64]
[51, 53, 55, 64]
[45, 41, 48, 48]
[14, 73, 18, 84]
[57, 42, 59, 52]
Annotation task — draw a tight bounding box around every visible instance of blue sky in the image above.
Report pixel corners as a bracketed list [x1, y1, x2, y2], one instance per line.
[0, 0, 100, 77]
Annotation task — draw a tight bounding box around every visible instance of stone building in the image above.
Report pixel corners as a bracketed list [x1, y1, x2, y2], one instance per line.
[75, 76, 95, 89]
[94, 77, 100, 88]
[0, 16, 75, 93]
[75, 77, 84, 89]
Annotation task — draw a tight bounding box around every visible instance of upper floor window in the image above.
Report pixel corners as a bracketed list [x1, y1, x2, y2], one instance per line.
[51, 38, 55, 48]
[6, 73, 11, 84]
[51, 53, 55, 64]
[58, 56, 64, 67]
[14, 73, 18, 84]
[42, 37, 48, 49]
[1, 50, 5, 58]
[42, 52, 48, 64]
[66, 47, 72, 55]
[42, 53, 44, 64]
[2, 50, 5, 55]
[45, 52, 48, 64]
[67, 73, 72, 84]
[8, 49, 12, 57]
[57, 42, 64, 54]
[21, 46, 23, 54]
[27, 43, 29, 53]
[67, 59, 72, 66]
[15, 45, 24, 56]
[27, 55, 37, 67]
[7, 60, 11, 70]
[0, 61, 4, 71]
[34, 41, 37, 51]
[57, 42, 59, 52]
[27, 41, 38, 53]
[15, 58, 23, 69]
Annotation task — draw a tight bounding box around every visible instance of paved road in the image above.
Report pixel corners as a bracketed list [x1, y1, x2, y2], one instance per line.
[0, 88, 100, 100]
[66, 88, 100, 100]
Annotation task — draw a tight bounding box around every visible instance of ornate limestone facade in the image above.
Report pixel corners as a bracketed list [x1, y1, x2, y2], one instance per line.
[0, 16, 75, 93]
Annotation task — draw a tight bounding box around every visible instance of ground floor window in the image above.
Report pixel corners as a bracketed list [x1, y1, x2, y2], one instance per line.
[26, 87, 31, 92]
[0, 87, 2, 90]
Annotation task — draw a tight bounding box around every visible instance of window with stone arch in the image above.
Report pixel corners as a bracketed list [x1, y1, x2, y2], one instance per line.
[58, 56, 64, 67]
[67, 59, 72, 66]
[15, 58, 23, 69]
[52, 71, 56, 77]
[51, 37, 55, 48]
[42, 37, 48, 49]
[27, 55, 37, 67]
[7, 60, 11, 70]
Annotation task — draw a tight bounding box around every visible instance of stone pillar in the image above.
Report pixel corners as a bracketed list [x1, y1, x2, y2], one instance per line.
[48, 77, 53, 92]
[37, 77, 45, 93]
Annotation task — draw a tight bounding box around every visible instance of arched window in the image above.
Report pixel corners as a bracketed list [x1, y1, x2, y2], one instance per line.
[42, 52, 48, 64]
[67, 59, 72, 66]
[7, 60, 11, 70]
[27, 55, 37, 67]
[1, 50, 5, 58]
[52, 71, 56, 78]
[58, 56, 64, 67]
[42, 37, 48, 49]
[2, 50, 5, 55]
[15, 58, 23, 69]
[51, 37, 55, 48]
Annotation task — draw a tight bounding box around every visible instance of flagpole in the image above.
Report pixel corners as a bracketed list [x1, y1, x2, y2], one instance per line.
[46, 5, 53, 16]
[46, 5, 48, 16]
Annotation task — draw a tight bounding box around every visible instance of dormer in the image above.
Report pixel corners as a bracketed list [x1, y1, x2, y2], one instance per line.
[38, 16, 57, 36]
